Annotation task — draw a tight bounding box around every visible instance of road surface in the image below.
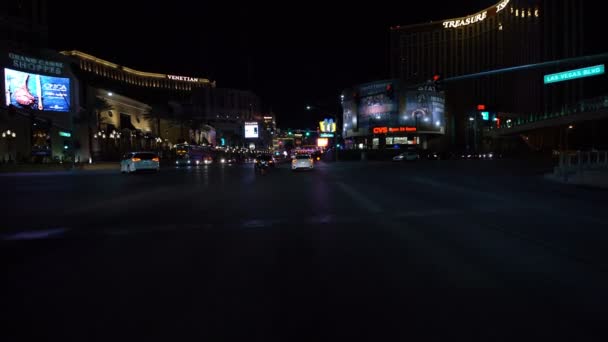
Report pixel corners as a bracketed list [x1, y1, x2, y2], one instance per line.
[2, 159, 608, 341]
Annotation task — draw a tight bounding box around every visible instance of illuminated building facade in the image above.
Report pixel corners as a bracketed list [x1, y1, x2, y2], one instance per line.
[63, 50, 262, 150]
[61, 50, 215, 103]
[390, 0, 586, 149]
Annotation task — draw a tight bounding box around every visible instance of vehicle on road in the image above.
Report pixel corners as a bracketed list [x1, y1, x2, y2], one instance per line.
[174, 144, 212, 166]
[421, 152, 440, 160]
[120, 152, 160, 173]
[254, 154, 275, 172]
[392, 151, 419, 162]
[219, 156, 238, 164]
[292, 154, 314, 171]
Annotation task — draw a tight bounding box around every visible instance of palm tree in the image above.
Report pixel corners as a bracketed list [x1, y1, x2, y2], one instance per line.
[143, 104, 168, 139]
[167, 102, 192, 143]
[75, 95, 112, 162]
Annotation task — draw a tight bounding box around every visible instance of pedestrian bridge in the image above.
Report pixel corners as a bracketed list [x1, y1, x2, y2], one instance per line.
[488, 95, 608, 137]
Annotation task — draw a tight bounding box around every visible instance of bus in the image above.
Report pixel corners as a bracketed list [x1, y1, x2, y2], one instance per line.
[174, 144, 213, 166]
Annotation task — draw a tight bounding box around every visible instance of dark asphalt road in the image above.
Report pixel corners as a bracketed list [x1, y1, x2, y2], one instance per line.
[2, 159, 608, 341]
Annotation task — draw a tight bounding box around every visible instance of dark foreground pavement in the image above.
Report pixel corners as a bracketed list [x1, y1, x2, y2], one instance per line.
[2, 159, 608, 341]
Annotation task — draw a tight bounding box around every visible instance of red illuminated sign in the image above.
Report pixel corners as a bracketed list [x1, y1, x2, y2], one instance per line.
[477, 104, 486, 111]
[373, 127, 388, 134]
[373, 126, 417, 134]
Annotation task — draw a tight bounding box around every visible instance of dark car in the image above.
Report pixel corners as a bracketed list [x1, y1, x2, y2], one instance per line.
[254, 154, 275, 171]
[311, 151, 322, 161]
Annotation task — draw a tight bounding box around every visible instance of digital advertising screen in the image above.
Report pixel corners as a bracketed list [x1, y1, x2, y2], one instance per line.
[400, 90, 445, 134]
[357, 80, 399, 123]
[244, 122, 259, 139]
[4, 68, 71, 112]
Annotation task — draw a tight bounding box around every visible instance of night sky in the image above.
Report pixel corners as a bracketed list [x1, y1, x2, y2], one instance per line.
[49, 1, 499, 128]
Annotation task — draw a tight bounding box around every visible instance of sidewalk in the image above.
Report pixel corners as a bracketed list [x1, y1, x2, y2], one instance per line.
[0, 162, 119, 173]
[544, 170, 608, 189]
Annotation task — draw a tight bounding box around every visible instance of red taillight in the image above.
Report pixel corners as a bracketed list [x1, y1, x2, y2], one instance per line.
[131, 158, 141, 162]
[152, 157, 160, 162]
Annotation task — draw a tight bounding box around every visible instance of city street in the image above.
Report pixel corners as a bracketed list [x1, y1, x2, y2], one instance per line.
[3, 159, 608, 340]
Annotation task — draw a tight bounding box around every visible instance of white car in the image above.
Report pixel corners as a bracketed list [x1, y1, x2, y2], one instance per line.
[292, 154, 314, 171]
[392, 151, 419, 162]
[120, 152, 160, 173]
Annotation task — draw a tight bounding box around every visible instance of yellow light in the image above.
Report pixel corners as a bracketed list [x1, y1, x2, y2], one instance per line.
[60, 50, 213, 84]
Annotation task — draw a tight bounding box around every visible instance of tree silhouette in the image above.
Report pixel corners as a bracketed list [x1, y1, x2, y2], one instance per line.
[75, 96, 112, 161]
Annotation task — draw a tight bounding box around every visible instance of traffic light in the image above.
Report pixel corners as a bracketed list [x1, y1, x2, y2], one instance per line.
[385, 84, 394, 99]
[305, 131, 310, 137]
[433, 74, 443, 91]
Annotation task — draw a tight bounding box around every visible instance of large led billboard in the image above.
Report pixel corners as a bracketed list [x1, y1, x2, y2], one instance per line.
[342, 80, 445, 138]
[4, 68, 71, 112]
[400, 90, 445, 134]
[357, 80, 399, 123]
[244, 122, 259, 139]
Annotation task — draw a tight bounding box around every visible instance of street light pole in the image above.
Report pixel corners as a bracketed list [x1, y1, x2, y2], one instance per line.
[2, 129, 17, 163]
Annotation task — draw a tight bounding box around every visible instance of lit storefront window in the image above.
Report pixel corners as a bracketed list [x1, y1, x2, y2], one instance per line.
[394, 137, 408, 145]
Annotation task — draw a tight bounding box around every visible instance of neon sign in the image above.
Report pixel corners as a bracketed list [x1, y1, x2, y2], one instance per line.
[544, 65, 605, 84]
[8, 53, 64, 75]
[443, 11, 487, 29]
[319, 118, 337, 133]
[373, 126, 417, 134]
[167, 75, 199, 82]
[496, 0, 509, 13]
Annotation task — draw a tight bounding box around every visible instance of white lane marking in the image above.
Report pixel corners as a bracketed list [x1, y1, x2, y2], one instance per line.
[2, 228, 69, 241]
[335, 181, 383, 214]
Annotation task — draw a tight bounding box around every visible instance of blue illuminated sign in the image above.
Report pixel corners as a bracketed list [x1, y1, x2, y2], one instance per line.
[544, 65, 605, 84]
